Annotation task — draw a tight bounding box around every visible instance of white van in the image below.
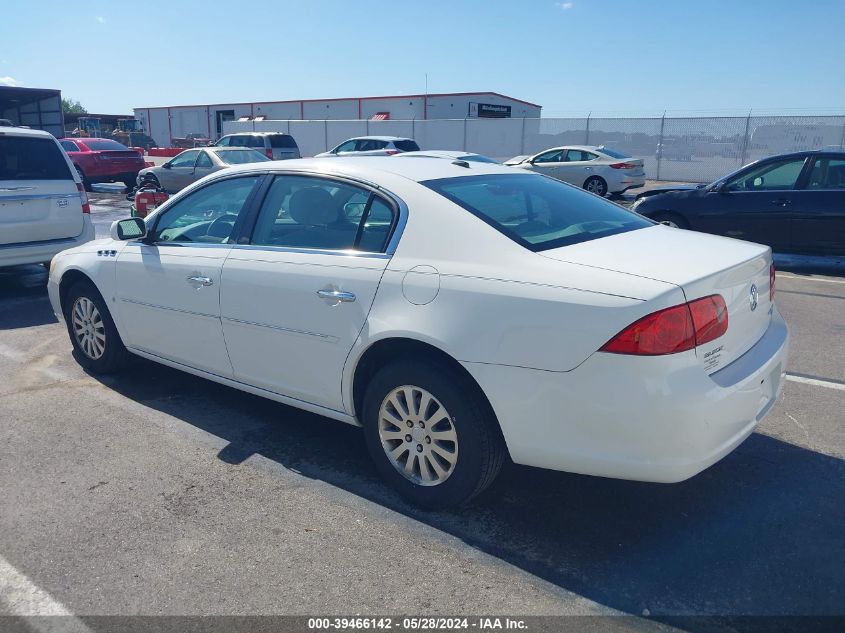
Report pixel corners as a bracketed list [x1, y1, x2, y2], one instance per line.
[0, 126, 95, 267]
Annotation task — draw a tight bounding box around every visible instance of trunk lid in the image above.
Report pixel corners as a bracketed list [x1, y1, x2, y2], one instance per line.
[0, 133, 84, 244]
[95, 150, 144, 172]
[541, 224, 773, 373]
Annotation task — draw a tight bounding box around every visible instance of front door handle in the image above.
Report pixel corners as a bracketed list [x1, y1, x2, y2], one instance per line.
[771, 198, 792, 207]
[186, 275, 213, 286]
[317, 289, 356, 303]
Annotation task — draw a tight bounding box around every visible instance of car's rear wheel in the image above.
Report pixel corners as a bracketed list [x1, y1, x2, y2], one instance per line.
[652, 212, 689, 229]
[583, 175, 608, 197]
[362, 359, 505, 508]
[64, 281, 129, 374]
[75, 165, 92, 192]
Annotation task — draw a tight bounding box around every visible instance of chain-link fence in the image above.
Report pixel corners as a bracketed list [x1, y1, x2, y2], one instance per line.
[227, 114, 845, 182]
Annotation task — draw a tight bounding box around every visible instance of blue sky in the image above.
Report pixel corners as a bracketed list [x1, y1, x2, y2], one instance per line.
[2, 0, 844, 115]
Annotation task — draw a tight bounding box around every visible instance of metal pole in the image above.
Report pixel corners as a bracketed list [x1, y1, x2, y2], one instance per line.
[411, 116, 415, 141]
[585, 112, 591, 145]
[656, 111, 666, 181]
[739, 110, 752, 167]
[839, 120, 845, 149]
[366, 118, 370, 135]
[324, 119, 328, 152]
[463, 117, 467, 152]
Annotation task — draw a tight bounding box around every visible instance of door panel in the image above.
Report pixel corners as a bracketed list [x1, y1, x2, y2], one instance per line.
[221, 250, 388, 410]
[792, 157, 845, 255]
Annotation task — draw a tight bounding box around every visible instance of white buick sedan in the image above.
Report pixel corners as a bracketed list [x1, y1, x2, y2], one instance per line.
[48, 157, 789, 508]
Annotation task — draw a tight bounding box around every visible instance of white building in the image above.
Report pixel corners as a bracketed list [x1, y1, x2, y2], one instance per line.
[134, 92, 541, 147]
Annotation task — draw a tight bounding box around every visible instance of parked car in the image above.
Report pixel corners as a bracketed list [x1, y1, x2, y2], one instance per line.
[315, 136, 420, 157]
[48, 157, 788, 508]
[397, 150, 499, 164]
[59, 138, 145, 191]
[136, 147, 270, 193]
[1, 127, 94, 268]
[632, 151, 845, 256]
[505, 146, 645, 196]
[172, 132, 212, 149]
[214, 132, 300, 160]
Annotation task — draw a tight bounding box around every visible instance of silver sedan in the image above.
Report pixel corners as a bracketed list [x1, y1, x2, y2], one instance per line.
[137, 147, 270, 193]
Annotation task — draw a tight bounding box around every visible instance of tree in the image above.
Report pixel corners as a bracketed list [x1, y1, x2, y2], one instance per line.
[62, 98, 87, 114]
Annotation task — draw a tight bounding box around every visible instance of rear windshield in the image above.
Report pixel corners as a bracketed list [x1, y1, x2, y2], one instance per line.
[218, 149, 271, 164]
[423, 173, 653, 251]
[461, 154, 499, 164]
[269, 134, 298, 149]
[225, 135, 264, 148]
[84, 139, 129, 151]
[0, 136, 73, 181]
[394, 140, 420, 152]
[598, 147, 632, 159]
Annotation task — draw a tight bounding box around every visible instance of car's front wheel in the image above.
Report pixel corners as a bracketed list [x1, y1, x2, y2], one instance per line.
[75, 165, 92, 192]
[64, 281, 129, 374]
[652, 212, 689, 229]
[362, 359, 505, 508]
[583, 175, 608, 196]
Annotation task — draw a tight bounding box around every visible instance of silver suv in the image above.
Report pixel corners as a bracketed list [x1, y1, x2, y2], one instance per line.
[0, 127, 94, 268]
[214, 133, 300, 160]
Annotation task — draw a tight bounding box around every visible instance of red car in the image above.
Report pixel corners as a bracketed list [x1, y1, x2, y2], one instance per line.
[59, 138, 145, 191]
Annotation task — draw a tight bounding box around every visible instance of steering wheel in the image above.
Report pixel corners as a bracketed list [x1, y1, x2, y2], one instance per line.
[206, 214, 238, 240]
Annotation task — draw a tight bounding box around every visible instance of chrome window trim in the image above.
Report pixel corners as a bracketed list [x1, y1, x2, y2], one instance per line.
[230, 243, 392, 259]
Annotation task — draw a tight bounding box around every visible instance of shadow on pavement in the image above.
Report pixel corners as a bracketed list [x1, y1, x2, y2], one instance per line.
[95, 358, 845, 622]
[0, 265, 57, 329]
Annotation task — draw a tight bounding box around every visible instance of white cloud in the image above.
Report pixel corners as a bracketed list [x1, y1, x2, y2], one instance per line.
[556, 2, 574, 8]
[0, 76, 22, 87]
[96, 16, 106, 23]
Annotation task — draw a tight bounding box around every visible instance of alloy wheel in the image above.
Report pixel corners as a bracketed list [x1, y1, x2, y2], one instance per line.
[71, 297, 106, 360]
[378, 385, 458, 486]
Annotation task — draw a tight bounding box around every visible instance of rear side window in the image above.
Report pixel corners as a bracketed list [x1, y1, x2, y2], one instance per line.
[83, 139, 129, 151]
[246, 136, 265, 148]
[394, 140, 420, 152]
[423, 173, 652, 251]
[0, 137, 73, 181]
[269, 134, 298, 149]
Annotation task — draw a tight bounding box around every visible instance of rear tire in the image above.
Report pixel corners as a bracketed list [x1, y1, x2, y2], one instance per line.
[652, 212, 689, 229]
[583, 175, 608, 197]
[63, 281, 129, 374]
[75, 165, 93, 192]
[362, 359, 505, 509]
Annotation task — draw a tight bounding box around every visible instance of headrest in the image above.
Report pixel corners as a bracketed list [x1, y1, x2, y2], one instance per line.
[288, 187, 337, 225]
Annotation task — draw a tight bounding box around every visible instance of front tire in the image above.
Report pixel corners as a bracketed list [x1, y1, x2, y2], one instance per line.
[63, 281, 129, 374]
[583, 175, 608, 197]
[362, 359, 505, 509]
[75, 165, 93, 192]
[652, 212, 690, 229]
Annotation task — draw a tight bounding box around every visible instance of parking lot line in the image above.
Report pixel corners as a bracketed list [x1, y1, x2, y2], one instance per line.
[785, 373, 845, 392]
[0, 556, 91, 631]
[778, 273, 845, 285]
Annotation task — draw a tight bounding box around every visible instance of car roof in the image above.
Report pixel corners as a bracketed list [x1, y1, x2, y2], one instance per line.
[221, 132, 292, 137]
[541, 145, 603, 153]
[345, 136, 412, 142]
[208, 146, 263, 151]
[222, 155, 518, 184]
[399, 150, 475, 159]
[1, 127, 55, 139]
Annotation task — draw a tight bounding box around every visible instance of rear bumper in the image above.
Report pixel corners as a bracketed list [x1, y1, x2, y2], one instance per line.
[462, 306, 789, 483]
[0, 216, 95, 268]
[609, 172, 646, 193]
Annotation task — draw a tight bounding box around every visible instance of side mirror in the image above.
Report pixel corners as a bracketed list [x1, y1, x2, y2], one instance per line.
[162, 162, 172, 169]
[110, 217, 147, 241]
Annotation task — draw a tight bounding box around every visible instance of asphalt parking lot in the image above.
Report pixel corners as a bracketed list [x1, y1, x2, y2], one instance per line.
[0, 192, 843, 627]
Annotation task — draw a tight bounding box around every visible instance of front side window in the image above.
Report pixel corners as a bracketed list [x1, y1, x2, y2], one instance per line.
[725, 158, 806, 191]
[250, 175, 396, 252]
[807, 157, 845, 189]
[424, 173, 652, 252]
[532, 149, 564, 164]
[216, 136, 231, 147]
[0, 137, 72, 181]
[565, 150, 598, 162]
[151, 176, 259, 244]
[168, 150, 200, 168]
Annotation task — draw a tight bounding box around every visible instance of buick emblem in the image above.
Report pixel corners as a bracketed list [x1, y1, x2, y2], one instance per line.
[749, 283, 759, 311]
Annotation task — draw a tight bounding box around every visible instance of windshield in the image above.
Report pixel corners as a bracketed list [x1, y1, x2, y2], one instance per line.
[598, 147, 631, 159]
[423, 173, 653, 251]
[218, 149, 271, 164]
[84, 139, 130, 151]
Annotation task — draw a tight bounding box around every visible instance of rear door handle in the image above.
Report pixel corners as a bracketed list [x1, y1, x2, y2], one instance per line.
[186, 275, 213, 286]
[771, 198, 792, 207]
[317, 289, 356, 303]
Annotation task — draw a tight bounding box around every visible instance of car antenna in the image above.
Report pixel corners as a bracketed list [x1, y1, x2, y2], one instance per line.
[452, 160, 470, 168]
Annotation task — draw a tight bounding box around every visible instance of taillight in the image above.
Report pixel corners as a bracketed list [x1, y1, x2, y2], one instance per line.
[76, 182, 90, 214]
[265, 148, 273, 159]
[769, 263, 776, 302]
[609, 162, 637, 169]
[600, 295, 728, 356]
[384, 149, 399, 156]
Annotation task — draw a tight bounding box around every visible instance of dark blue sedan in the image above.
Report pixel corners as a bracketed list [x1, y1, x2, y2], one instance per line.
[632, 151, 845, 256]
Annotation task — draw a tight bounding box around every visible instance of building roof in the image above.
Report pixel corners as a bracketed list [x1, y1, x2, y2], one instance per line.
[136, 91, 542, 110]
